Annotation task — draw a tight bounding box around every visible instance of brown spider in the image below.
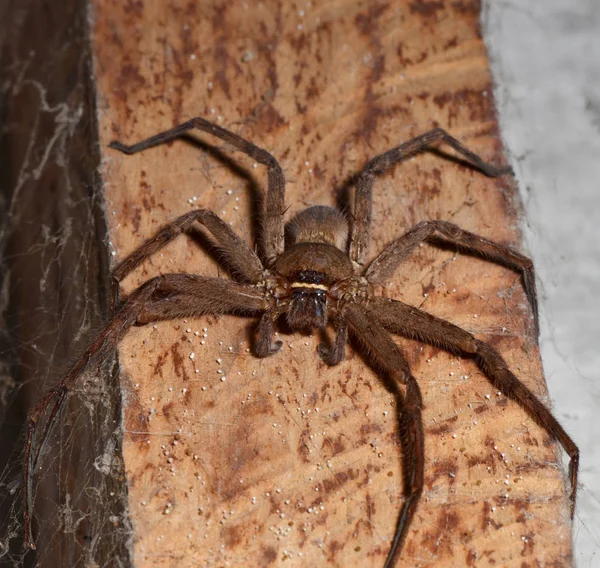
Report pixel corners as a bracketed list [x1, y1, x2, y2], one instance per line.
[23, 118, 578, 566]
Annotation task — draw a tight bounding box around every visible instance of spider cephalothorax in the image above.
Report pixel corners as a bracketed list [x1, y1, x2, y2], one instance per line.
[273, 205, 355, 332]
[24, 117, 579, 568]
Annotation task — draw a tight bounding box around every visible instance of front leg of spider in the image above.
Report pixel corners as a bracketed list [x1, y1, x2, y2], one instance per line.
[349, 127, 514, 265]
[109, 116, 287, 262]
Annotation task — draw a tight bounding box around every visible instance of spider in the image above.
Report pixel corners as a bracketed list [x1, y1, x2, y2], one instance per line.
[23, 117, 578, 567]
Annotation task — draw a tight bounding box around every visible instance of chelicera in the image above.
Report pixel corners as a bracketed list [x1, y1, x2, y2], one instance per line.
[24, 117, 578, 567]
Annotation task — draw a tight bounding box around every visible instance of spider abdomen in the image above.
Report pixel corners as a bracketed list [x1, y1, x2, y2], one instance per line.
[286, 205, 349, 250]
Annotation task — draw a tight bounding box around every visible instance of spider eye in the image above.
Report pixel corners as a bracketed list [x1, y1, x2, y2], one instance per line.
[287, 289, 328, 330]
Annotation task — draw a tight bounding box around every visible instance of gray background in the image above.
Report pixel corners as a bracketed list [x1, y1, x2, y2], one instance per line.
[483, 1, 599, 566]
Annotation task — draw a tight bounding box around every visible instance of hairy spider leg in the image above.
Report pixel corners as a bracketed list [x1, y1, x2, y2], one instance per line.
[364, 219, 539, 336]
[109, 117, 286, 264]
[24, 274, 267, 549]
[110, 209, 264, 309]
[344, 304, 424, 568]
[369, 296, 579, 515]
[349, 128, 512, 266]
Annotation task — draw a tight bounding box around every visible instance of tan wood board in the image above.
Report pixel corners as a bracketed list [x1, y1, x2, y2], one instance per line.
[93, 0, 573, 566]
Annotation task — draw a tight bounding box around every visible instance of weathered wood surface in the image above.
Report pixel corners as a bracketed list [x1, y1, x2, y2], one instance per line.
[0, 1, 125, 566]
[93, 0, 573, 566]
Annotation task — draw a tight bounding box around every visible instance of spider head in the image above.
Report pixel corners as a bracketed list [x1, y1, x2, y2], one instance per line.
[286, 270, 328, 330]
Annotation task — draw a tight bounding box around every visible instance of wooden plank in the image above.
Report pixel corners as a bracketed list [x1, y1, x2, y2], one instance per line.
[92, 0, 573, 566]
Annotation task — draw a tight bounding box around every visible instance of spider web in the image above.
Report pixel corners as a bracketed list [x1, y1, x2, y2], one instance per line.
[0, 2, 132, 566]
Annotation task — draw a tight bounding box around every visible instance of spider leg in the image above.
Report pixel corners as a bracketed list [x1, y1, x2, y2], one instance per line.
[109, 117, 286, 265]
[349, 128, 511, 265]
[24, 274, 267, 549]
[111, 209, 264, 309]
[254, 311, 283, 357]
[343, 304, 424, 568]
[317, 324, 348, 366]
[365, 219, 539, 335]
[369, 296, 579, 516]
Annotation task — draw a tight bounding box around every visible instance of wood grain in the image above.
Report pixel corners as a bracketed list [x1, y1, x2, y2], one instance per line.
[93, 0, 573, 566]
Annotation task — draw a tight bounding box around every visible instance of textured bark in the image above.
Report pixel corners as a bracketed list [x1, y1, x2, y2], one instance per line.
[5, 0, 572, 566]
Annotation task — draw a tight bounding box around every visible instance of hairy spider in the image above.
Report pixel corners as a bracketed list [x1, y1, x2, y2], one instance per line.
[24, 117, 578, 566]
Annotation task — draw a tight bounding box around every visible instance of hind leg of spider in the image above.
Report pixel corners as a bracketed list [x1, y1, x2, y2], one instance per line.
[110, 209, 264, 309]
[343, 304, 424, 567]
[364, 219, 538, 335]
[369, 296, 579, 515]
[350, 128, 512, 264]
[24, 274, 268, 549]
[109, 116, 286, 263]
